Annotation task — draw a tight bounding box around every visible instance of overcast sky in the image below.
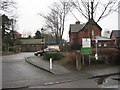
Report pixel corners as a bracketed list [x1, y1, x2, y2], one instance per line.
[15, 0, 119, 40]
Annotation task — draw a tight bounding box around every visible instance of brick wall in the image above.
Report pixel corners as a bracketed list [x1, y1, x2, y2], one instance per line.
[77, 24, 101, 44]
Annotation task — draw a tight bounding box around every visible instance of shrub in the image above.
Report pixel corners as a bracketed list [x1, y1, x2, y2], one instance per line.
[9, 47, 14, 51]
[90, 55, 107, 64]
[2, 45, 8, 51]
[43, 52, 65, 60]
[66, 52, 76, 65]
[107, 54, 120, 65]
[97, 56, 106, 64]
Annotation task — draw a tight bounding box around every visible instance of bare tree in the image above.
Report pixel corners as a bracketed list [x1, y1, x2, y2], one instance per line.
[1, 0, 17, 30]
[1, 0, 17, 38]
[39, 0, 74, 46]
[72, 0, 119, 22]
[40, 9, 60, 44]
[0, 0, 17, 17]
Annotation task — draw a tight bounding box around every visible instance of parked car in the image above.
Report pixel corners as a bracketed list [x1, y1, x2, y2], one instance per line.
[34, 48, 59, 56]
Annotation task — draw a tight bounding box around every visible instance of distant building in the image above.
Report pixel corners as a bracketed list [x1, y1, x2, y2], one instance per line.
[95, 36, 113, 48]
[16, 39, 45, 52]
[102, 30, 111, 38]
[110, 30, 120, 47]
[10, 30, 22, 39]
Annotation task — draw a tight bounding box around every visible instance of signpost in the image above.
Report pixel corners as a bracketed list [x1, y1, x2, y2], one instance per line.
[81, 38, 92, 66]
[82, 38, 91, 48]
[81, 38, 92, 54]
[81, 47, 92, 55]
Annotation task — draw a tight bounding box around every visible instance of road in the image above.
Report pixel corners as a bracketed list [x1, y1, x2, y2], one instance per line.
[1, 53, 120, 89]
[2, 53, 54, 88]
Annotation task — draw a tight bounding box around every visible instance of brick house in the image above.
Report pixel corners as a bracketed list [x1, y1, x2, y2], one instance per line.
[69, 21, 85, 46]
[95, 36, 113, 48]
[110, 30, 120, 47]
[10, 30, 22, 39]
[69, 19, 102, 49]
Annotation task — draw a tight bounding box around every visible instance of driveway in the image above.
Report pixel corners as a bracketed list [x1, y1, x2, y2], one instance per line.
[2, 53, 53, 88]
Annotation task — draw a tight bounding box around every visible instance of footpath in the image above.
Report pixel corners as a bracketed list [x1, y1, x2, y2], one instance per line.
[26, 56, 71, 74]
[26, 56, 119, 75]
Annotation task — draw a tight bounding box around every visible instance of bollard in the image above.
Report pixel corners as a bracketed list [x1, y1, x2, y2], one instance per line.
[95, 54, 98, 60]
[50, 58, 52, 69]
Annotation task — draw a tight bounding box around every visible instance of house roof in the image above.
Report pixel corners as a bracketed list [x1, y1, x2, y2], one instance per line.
[82, 19, 102, 31]
[17, 39, 45, 45]
[95, 36, 112, 41]
[69, 23, 85, 33]
[10, 30, 22, 35]
[110, 30, 120, 38]
[69, 19, 102, 33]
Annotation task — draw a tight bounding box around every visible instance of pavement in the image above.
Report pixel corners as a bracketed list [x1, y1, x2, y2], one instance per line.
[25, 56, 71, 74]
[25, 56, 119, 75]
[25, 56, 120, 88]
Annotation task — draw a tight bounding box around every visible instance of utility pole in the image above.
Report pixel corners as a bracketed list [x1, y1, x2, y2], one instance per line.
[41, 28, 45, 48]
[90, 2, 94, 39]
[91, 2, 93, 20]
[88, 3, 90, 20]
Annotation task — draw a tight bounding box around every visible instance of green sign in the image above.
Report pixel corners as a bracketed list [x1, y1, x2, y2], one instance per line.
[81, 47, 92, 55]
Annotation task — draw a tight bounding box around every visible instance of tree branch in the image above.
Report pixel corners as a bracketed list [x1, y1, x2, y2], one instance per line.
[97, 1, 114, 22]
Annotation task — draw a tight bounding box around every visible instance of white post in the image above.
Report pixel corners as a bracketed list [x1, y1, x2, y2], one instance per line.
[50, 58, 52, 69]
[95, 39, 98, 60]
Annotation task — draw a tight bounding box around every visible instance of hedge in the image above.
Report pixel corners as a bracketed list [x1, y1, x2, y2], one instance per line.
[43, 52, 64, 60]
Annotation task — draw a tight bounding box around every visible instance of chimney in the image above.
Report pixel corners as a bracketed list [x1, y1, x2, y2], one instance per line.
[75, 21, 80, 24]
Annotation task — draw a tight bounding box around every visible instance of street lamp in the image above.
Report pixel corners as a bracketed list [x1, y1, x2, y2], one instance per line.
[41, 28, 46, 49]
[11, 19, 15, 46]
[41, 28, 44, 42]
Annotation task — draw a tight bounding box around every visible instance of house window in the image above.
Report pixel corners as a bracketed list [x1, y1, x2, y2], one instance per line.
[104, 43, 107, 47]
[98, 43, 101, 47]
[31, 45, 35, 47]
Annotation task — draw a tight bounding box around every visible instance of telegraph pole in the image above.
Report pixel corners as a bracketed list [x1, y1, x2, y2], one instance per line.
[91, 2, 94, 20]
[89, 1, 94, 49]
[90, 2, 94, 39]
